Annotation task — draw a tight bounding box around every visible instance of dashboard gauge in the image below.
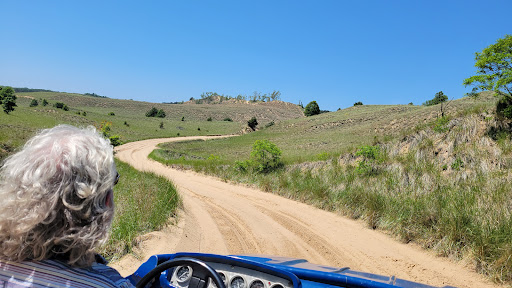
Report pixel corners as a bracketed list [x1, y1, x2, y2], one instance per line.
[176, 266, 192, 282]
[271, 285, 284, 288]
[250, 280, 264, 288]
[218, 272, 227, 285]
[230, 276, 245, 288]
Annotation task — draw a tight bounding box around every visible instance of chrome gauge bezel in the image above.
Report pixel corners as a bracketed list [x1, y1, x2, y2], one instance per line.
[249, 279, 265, 288]
[230, 276, 246, 288]
[175, 265, 193, 283]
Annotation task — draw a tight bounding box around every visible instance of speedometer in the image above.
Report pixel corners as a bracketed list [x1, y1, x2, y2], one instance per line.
[176, 266, 192, 282]
[230, 276, 245, 288]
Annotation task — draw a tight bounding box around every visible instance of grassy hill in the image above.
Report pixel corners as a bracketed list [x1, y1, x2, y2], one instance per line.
[150, 92, 512, 284]
[153, 93, 495, 163]
[0, 90, 304, 160]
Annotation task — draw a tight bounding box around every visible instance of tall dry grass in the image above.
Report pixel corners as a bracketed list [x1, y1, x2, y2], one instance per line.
[151, 112, 512, 283]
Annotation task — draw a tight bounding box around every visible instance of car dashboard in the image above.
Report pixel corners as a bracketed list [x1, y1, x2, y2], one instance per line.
[168, 261, 293, 288]
[127, 252, 456, 288]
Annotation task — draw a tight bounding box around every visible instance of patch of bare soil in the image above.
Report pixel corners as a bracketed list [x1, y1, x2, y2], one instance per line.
[111, 137, 500, 288]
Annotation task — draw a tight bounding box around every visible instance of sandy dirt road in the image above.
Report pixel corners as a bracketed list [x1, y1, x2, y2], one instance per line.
[111, 136, 499, 288]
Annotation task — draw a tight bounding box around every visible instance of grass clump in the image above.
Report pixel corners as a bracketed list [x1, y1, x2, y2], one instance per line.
[99, 159, 181, 261]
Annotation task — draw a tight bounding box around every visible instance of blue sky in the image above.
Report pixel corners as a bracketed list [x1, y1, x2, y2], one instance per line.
[1, 1, 511, 111]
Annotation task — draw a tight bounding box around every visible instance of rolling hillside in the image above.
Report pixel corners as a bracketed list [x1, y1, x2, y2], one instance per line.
[0, 90, 304, 160]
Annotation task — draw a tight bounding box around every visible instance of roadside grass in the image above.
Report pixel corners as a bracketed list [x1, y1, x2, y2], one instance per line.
[149, 97, 512, 283]
[99, 159, 181, 262]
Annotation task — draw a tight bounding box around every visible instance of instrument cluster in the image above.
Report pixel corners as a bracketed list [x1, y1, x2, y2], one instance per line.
[168, 262, 292, 288]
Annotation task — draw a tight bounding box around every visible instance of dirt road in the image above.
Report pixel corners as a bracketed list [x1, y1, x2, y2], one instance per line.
[112, 136, 498, 288]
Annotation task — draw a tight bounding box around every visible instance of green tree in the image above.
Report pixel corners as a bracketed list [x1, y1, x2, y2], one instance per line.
[304, 101, 320, 116]
[0, 87, 17, 114]
[248, 117, 258, 130]
[250, 140, 282, 173]
[423, 91, 448, 106]
[354, 101, 363, 106]
[463, 35, 512, 118]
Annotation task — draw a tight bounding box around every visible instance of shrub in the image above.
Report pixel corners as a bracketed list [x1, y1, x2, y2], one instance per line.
[248, 117, 258, 130]
[433, 116, 450, 133]
[29, 99, 38, 107]
[109, 112, 115, 116]
[207, 117, 213, 121]
[124, 121, 129, 126]
[355, 145, 382, 175]
[223, 117, 233, 122]
[82, 111, 87, 116]
[304, 101, 320, 116]
[156, 109, 166, 118]
[496, 94, 512, 119]
[265, 121, 275, 128]
[109, 135, 122, 147]
[354, 101, 363, 106]
[181, 116, 185, 121]
[250, 140, 282, 173]
[54, 102, 65, 109]
[159, 122, 164, 129]
[42, 99, 48, 106]
[197, 127, 200, 131]
[145, 107, 158, 117]
[234, 160, 251, 172]
[62, 105, 69, 111]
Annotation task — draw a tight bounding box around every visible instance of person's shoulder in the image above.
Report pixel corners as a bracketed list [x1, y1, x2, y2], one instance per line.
[89, 262, 135, 288]
[0, 259, 134, 288]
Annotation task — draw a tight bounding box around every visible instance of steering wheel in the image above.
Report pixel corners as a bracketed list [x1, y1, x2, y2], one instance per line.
[136, 257, 227, 288]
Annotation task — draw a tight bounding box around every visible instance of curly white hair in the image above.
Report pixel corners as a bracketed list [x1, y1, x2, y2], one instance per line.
[0, 125, 117, 266]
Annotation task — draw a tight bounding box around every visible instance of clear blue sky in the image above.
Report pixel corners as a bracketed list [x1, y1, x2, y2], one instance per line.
[1, 1, 511, 111]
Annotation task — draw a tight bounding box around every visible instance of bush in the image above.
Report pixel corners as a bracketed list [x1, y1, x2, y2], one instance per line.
[304, 101, 320, 116]
[207, 117, 213, 121]
[354, 101, 363, 106]
[250, 140, 282, 173]
[82, 111, 87, 116]
[54, 102, 65, 109]
[109, 135, 122, 147]
[355, 145, 382, 175]
[433, 116, 450, 133]
[29, 99, 38, 107]
[181, 116, 185, 121]
[42, 99, 48, 106]
[248, 117, 258, 130]
[223, 117, 233, 122]
[159, 122, 164, 129]
[156, 109, 166, 118]
[109, 112, 115, 116]
[146, 107, 158, 117]
[265, 121, 275, 128]
[496, 94, 512, 119]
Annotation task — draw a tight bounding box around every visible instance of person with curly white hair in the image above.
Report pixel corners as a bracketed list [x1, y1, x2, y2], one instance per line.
[0, 125, 134, 287]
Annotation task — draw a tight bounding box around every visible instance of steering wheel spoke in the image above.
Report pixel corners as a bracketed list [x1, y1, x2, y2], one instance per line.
[136, 257, 226, 288]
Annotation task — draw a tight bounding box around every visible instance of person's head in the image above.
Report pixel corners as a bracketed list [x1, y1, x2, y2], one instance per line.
[0, 125, 117, 266]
